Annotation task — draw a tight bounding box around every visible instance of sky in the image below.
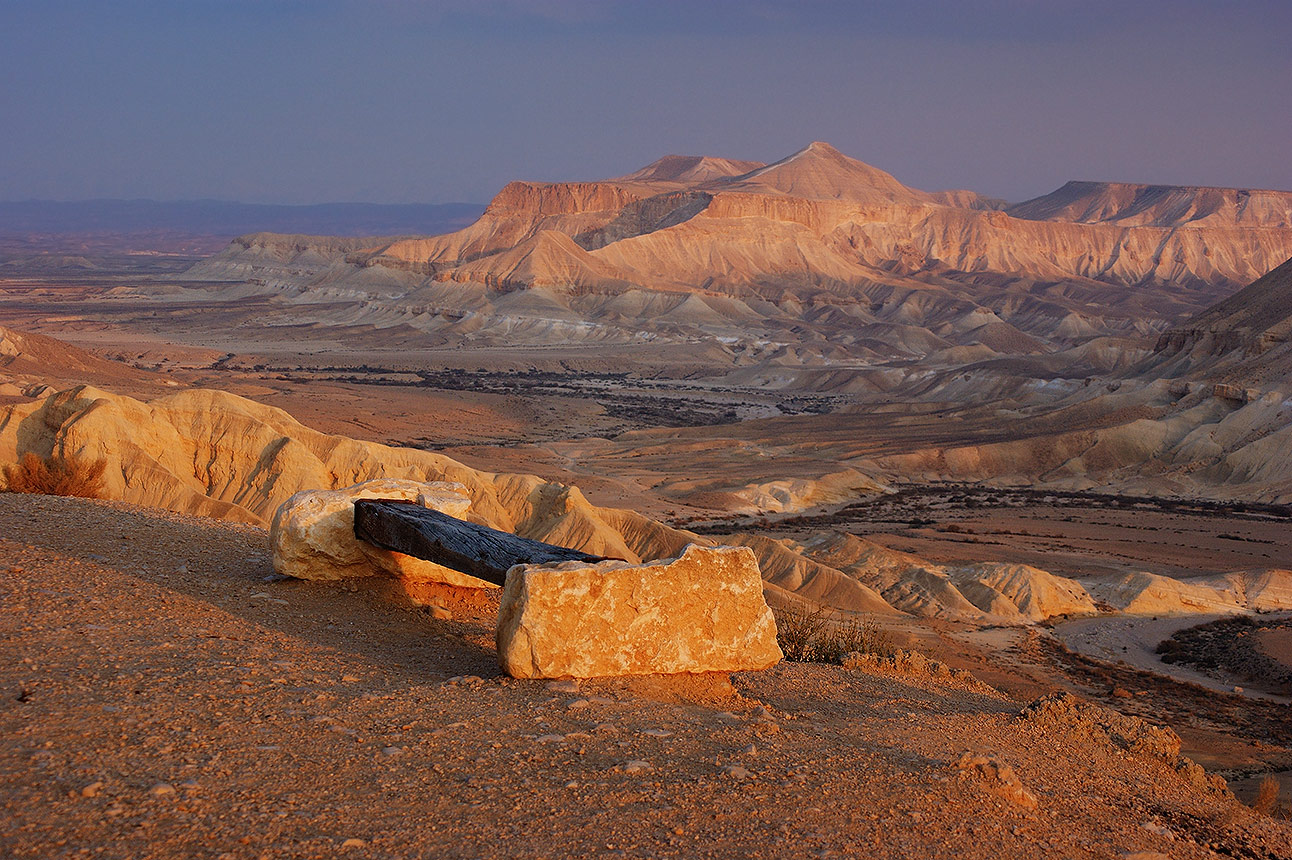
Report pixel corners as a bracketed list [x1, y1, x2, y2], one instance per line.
[2, 0, 1290, 205]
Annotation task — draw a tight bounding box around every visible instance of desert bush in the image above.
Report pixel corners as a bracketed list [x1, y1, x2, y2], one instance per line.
[2, 451, 107, 499]
[814, 616, 894, 664]
[1253, 776, 1290, 819]
[774, 605, 893, 664]
[774, 604, 830, 662]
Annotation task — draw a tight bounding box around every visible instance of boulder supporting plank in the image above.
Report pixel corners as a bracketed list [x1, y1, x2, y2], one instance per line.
[353, 499, 609, 587]
[496, 544, 783, 679]
[272, 479, 472, 582]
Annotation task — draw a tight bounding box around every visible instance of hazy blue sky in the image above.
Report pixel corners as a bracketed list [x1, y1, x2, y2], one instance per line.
[3, 0, 1289, 204]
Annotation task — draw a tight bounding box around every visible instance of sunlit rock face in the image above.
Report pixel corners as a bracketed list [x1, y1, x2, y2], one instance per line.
[270, 479, 472, 582]
[496, 544, 783, 679]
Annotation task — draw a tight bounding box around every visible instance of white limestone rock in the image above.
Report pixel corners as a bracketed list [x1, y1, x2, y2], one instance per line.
[270, 479, 478, 584]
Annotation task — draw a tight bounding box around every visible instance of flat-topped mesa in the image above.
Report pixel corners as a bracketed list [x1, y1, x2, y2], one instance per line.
[483, 181, 646, 218]
[1008, 180, 1292, 228]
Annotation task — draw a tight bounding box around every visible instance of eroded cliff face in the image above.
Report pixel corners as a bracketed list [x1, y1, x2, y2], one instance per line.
[182, 142, 1292, 358]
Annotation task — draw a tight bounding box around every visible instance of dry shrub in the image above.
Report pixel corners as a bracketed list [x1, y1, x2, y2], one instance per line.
[774, 604, 830, 662]
[774, 604, 893, 664]
[2, 451, 107, 499]
[1253, 776, 1288, 819]
[815, 616, 894, 664]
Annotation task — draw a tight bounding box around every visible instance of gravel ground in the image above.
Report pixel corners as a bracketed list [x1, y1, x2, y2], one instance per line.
[2, 494, 1289, 859]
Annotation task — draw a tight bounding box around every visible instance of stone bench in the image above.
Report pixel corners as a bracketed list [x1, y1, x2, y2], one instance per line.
[270, 479, 782, 678]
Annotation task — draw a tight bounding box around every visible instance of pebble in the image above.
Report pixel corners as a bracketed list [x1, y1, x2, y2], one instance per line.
[148, 782, 176, 797]
[638, 729, 673, 738]
[721, 765, 752, 780]
[566, 699, 591, 710]
[340, 838, 367, 849]
[621, 760, 652, 773]
[80, 781, 104, 798]
[537, 734, 565, 743]
[341, 674, 360, 683]
[546, 680, 580, 693]
[381, 746, 404, 757]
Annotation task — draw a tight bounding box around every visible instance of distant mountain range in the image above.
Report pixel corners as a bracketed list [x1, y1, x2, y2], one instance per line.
[0, 199, 484, 246]
[184, 141, 1292, 357]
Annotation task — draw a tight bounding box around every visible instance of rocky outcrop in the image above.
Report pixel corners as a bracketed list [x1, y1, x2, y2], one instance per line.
[1152, 255, 1292, 384]
[269, 479, 480, 585]
[495, 545, 782, 678]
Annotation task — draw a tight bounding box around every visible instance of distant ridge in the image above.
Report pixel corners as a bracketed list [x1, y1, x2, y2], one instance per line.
[0, 199, 485, 240]
[1007, 180, 1292, 228]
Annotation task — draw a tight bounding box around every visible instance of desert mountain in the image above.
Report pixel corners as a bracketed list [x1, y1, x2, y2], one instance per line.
[183, 143, 1292, 361]
[1153, 255, 1292, 386]
[1007, 181, 1292, 228]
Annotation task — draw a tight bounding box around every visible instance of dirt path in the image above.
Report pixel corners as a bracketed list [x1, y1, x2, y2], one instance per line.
[2, 494, 1289, 859]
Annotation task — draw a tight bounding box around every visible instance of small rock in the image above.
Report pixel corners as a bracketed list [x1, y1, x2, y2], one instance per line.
[341, 674, 360, 683]
[741, 743, 758, 755]
[340, 838, 367, 849]
[546, 680, 580, 694]
[566, 698, 591, 710]
[621, 760, 652, 773]
[148, 782, 176, 797]
[638, 729, 673, 738]
[721, 765, 752, 779]
[381, 746, 404, 757]
[80, 781, 104, 798]
[537, 734, 565, 743]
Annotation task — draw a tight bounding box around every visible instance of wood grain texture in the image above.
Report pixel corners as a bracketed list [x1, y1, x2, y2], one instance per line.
[353, 499, 608, 586]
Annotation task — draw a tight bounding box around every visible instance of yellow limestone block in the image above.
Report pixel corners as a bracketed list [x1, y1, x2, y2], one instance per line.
[496, 544, 783, 678]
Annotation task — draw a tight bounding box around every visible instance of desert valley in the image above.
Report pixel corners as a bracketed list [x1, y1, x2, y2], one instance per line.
[3, 134, 1292, 857]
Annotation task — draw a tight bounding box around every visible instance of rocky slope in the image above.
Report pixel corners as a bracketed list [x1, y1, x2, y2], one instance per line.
[6, 493, 1289, 859]
[1153, 254, 1292, 386]
[182, 142, 1292, 359]
[4, 381, 1289, 623]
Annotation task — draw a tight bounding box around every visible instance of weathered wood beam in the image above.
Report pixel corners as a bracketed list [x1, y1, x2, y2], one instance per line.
[353, 499, 611, 586]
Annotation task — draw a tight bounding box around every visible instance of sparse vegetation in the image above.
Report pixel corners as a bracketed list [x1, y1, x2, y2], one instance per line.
[774, 604, 893, 664]
[1253, 776, 1290, 820]
[2, 451, 107, 499]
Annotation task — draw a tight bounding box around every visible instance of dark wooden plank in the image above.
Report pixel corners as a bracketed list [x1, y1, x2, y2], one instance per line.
[353, 499, 611, 586]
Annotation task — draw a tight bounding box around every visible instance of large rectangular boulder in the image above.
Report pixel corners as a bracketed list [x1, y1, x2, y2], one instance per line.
[496, 544, 782, 678]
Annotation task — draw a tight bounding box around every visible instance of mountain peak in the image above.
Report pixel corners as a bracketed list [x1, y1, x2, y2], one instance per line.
[617, 154, 765, 185]
[727, 142, 930, 204]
